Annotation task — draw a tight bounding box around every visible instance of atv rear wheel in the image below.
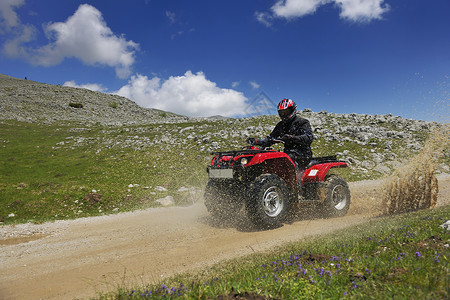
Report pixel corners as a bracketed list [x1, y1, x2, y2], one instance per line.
[322, 174, 350, 217]
[246, 174, 290, 229]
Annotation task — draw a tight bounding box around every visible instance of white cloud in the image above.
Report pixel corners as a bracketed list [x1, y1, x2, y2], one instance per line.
[250, 81, 260, 89]
[231, 81, 240, 88]
[258, 0, 389, 23]
[0, 0, 24, 31]
[2, 4, 139, 79]
[0, 0, 36, 58]
[33, 4, 139, 78]
[272, 0, 327, 19]
[115, 71, 248, 117]
[63, 80, 107, 92]
[255, 11, 274, 27]
[335, 0, 390, 22]
[2, 23, 35, 57]
[166, 10, 176, 23]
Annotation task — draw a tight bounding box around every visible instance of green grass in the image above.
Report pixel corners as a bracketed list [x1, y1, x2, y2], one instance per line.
[97, 205, 450, 299]
[0, 121, 209, 224]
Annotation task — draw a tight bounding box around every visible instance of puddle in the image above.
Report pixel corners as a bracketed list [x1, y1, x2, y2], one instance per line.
[0, 234, 47, 246]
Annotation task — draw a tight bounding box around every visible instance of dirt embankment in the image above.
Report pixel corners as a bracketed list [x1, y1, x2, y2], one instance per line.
[1, 175, 449, 300]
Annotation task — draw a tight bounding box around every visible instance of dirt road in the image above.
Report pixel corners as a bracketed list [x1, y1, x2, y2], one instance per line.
[1, 175, 449, 300]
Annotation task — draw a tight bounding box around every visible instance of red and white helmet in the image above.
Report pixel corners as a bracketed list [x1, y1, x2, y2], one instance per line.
[277, 98, 297, 122]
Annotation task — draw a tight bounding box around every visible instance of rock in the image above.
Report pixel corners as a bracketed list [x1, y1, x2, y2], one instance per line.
[440, 221, 450, 231]
[362, 160, 375, 169]
[156, 196, 175, 206]
[374, 164, 391, 174]
[310, 118, 322, 127]
[155, 186, 167, 192]
[371, 153, 384, 164]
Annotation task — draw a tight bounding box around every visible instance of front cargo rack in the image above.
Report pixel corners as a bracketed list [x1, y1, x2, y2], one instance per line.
[210, 149, 272, 156]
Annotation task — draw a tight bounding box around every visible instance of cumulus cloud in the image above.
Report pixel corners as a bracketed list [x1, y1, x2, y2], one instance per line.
[2, 23, 35, 57]
[63, 80, 107, 92]
[115, 71, 248, 117]
[258, 0, 390, 23]
[1, 3, 138, 79]
[0, 0, 24, 31]
[335, 0, 390, 22]
[272, 0, 327, 19]
[0, 0, 36, 58]
[31, 4, 139, 78]
[254, 11, 274, 27]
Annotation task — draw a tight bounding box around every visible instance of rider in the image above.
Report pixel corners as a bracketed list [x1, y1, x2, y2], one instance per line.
[247, 98, 314, 170]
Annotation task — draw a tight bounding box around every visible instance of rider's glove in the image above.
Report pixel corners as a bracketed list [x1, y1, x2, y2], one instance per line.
[280, 134, 293, 142]
[246, 137, 257, 145]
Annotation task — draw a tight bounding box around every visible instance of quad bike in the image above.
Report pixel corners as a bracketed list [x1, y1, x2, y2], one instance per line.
[204, 139, 351, 229]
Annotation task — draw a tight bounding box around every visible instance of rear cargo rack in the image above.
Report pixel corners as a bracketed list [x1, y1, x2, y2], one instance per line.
[307, 155, 346, 168]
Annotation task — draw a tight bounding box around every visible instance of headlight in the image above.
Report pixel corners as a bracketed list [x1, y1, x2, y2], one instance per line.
[240, 157, 248, 166]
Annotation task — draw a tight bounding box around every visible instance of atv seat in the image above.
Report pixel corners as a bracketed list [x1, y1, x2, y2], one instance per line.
[306, 155, 339, 168]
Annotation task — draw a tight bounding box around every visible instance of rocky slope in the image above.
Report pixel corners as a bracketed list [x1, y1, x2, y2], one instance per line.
[0, 74, 186, 125]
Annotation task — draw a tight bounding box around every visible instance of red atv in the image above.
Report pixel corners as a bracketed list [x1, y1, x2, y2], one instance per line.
[204, 139, 351, 229]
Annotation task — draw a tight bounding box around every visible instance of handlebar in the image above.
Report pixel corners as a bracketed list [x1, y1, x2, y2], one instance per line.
[246, 137, 284, 148]
[270, 138, 284, 144]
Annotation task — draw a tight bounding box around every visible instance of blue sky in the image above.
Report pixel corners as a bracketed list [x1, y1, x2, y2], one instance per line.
[1, 0, 449, 121]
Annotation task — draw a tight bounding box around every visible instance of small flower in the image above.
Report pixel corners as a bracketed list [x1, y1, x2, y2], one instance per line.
[416, 252, 422, 258]
[434, 254, 441, 263]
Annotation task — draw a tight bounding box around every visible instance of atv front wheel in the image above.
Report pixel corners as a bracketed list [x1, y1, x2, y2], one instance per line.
[246, 174, 290, 229]
[322, 174, 351, 217]
[204, 179, 242, 219]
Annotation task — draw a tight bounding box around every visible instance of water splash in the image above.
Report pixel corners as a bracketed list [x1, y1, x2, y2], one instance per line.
[382, 125, 449, 214]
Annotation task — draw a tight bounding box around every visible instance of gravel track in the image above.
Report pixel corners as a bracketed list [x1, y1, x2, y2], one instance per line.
[1, 175, 449, 300]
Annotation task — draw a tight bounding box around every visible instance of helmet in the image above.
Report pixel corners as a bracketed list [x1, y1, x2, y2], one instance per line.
[277, 98, 297, 122]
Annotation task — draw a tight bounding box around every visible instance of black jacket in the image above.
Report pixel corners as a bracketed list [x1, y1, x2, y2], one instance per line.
[259, 115, 314, 162]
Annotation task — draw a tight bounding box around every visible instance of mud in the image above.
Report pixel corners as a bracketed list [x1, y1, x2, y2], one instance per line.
[0, 175, 449, 300]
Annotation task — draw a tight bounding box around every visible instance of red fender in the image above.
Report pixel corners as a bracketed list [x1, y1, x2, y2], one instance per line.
[301, 162, 348, 184]
[246, 151, 292, 166]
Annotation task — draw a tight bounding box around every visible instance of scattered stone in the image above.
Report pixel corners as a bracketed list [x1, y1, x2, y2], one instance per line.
[440, 221, 450, 231]
[156, 196, 175, 206]
[155, 186, 168, 192]
[374, 164, 391, 174]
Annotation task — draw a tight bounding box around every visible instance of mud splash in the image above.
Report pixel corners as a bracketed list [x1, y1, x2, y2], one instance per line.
[382, 126, 449, 214]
